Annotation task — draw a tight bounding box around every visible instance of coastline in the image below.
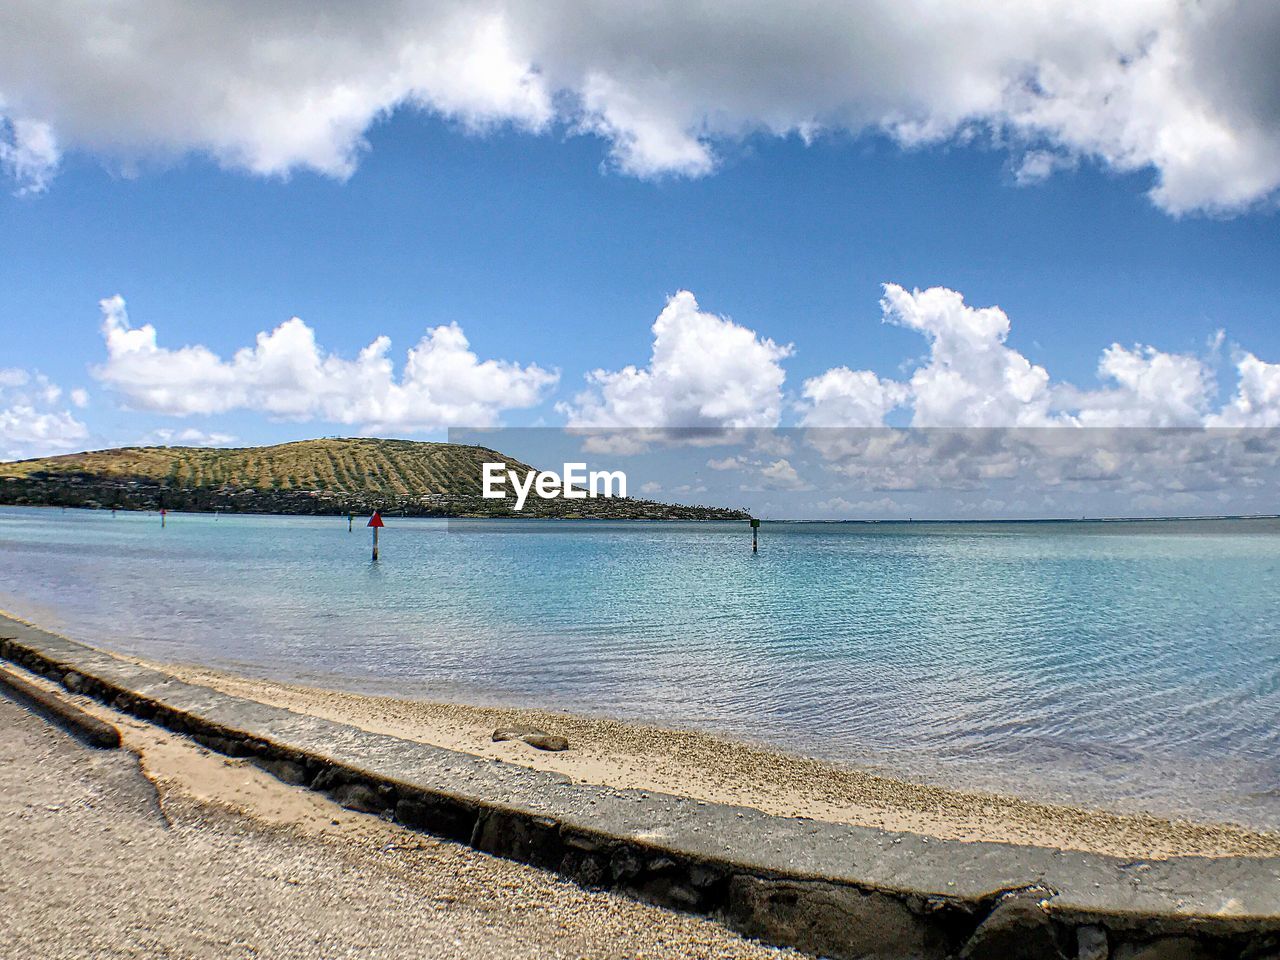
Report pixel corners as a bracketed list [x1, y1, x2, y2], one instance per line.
[133, 654, 1280, 860]
[8, 611, 1280, 959]
[5, 606, 1278, 861]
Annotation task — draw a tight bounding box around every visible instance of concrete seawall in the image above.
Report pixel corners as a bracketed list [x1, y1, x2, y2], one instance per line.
[2, 615, 1278, 960]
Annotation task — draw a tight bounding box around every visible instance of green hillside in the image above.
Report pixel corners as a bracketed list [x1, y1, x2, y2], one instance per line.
[0, 438, 747, 520]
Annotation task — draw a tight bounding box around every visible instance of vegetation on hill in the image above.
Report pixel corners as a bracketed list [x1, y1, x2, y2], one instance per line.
[0, 438, 748, 520]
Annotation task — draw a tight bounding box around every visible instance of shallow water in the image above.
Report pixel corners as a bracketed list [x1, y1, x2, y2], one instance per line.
[2, 506, 1278, 829]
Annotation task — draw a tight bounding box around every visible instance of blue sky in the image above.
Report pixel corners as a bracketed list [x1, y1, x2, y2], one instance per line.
[2, 2, 1280, 461]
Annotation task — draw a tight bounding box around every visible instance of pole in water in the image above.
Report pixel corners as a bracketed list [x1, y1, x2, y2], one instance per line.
[367, 510, 384, 561]
[348, 513, 353, 533]
[161, 507, 167, 528]
[750, 517, 760, 553]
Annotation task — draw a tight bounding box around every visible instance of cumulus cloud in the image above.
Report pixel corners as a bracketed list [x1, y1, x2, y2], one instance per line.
[563, 285, 1280, 440]
[2, 1, 1278, 212]
[1209, 353, 1280, 427]
[560, 290, 791, 431]
[801, 285, 1056, 429]
[93, 295, 558, 432]
[0, 367, 89, 460]
[799, 367, 908, 428]
[802, 284, 1271, 430]
[1064, 344, 1215, 427]
[757, 458, 810, 491]
[889, 285, 1058, 428]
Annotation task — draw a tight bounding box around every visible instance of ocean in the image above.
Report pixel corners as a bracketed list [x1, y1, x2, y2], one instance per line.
[2, 505, 1278, 829]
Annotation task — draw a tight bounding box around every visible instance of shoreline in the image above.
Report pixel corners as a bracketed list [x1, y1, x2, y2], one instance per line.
[4, 607, 1278, 861]
[134, 654, 1280, 860]
[6, 501, 1280, 524]
[8, 618, 1280, 960]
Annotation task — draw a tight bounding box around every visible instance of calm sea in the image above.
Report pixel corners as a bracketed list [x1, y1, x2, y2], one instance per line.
[2, 506, 1278, 829]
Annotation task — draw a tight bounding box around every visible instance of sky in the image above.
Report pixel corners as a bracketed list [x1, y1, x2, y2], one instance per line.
[2, 1, 1280, 472]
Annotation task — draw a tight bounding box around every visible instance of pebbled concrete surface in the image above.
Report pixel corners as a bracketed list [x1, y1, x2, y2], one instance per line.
[0, 693, 798, 959]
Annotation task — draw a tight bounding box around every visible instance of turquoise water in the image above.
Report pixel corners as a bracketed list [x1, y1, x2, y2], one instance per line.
[2, 506, 1278, 828]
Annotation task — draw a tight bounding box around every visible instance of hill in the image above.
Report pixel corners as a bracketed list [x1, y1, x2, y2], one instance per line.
[0, 438, 748, 520]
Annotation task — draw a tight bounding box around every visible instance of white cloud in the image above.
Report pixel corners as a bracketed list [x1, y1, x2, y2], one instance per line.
[799, 367, 908, 428]
[1209, 353, 1280, 427]
[0, 368, 89, 460]
[817, 495, 900, 515]
[1014, 150, 1077, 186]
[3, 2, 1279, 212]
[800, 285, 1058, 428]
[0, 116, 58, 194]
[0, 4, 551, 185]
[886, 285, 1058, 428]
[94, 295, 558, 432]
[555, 284, 1279, 439]
[706, 456, 745, 471]
[560, 290, 791, 430]
[757, 458, 810, 491]
[139, 427, 237, 448]
[1065, 343, 1215, 427]
[804, 284, 1246, 430]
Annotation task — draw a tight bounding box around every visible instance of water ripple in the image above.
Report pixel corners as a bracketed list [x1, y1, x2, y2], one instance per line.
[2, 508, 1279, 827]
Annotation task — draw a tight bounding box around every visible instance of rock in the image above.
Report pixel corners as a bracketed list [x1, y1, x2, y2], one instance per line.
[610, 848, 643, 882]
[492, 725, 546, 742]
[726, 875, 942, 960]
[492, 726, 570, 751]
[393, 797, 475, 842]
[310, 766, 343, 791]
[961, 894, 1066, 960]
[1112, 938, 1216, 960]
[331, 782, 385, 815]
[61, 670, 86, 694]
[522, 733, 570, 751]
[254, 757, 309, 786]
[1078, 925, 1109, 960]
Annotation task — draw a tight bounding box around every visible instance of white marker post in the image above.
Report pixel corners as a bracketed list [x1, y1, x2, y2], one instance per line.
[368, 510, 384, 561]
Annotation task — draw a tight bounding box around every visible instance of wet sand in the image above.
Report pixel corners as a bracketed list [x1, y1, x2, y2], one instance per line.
[139, 657, 1280, 860]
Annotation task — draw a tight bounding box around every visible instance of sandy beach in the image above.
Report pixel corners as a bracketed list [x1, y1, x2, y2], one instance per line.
[136, 656, 1280, 861]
